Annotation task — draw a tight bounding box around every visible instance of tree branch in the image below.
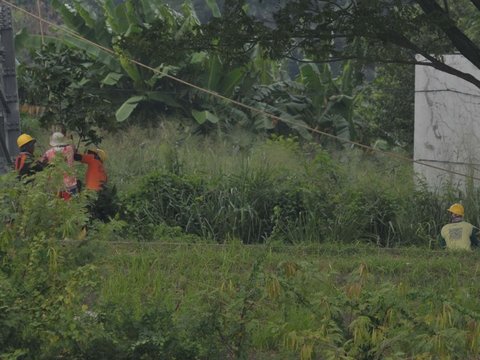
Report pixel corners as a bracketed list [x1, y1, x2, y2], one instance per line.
[285, 54, 429, 66]
[381, 29, 480, 89]
[469, 0, 480, 12]
[416, 0, 480, 70]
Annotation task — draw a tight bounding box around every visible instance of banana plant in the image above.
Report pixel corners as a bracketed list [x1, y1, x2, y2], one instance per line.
[20, 0, 200, 122]
[186, 51, 252, 127]
[185, 43, 298, 134]
[296, 61, 365, 141]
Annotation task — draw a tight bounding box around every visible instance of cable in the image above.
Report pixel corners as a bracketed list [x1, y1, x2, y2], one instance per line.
[36, 0, 44, 44]
[3, 0, 480, 181]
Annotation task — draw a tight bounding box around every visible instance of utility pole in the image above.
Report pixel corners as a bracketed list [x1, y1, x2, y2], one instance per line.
[0, 4, 20, 172]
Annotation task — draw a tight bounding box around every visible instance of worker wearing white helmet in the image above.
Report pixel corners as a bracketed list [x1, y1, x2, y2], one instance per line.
[41, 131, 78, 200]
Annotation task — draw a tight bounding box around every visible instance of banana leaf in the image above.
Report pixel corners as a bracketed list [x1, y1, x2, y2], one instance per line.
[104, 0, 129, 34]
[205, 0, 222, 18]
[101, 72, 123, 86]
[115, 95, 146, 122]
[192, 109, 219, 124]
[146, 91, 183, 109]
[218, 67, 244, 98]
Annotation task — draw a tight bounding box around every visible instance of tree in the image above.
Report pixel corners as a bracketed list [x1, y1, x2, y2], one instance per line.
[196, 0, 480, 90]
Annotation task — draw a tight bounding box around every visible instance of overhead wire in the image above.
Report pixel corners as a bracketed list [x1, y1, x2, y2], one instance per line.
[2, 0, 480, 181]
[35, 0, 44, 44]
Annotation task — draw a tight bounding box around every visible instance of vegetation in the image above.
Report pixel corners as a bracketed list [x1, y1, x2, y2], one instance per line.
[15, 0, 413, 149]
[3, 0, 480, 358]
[199, 0, 480, 90]
[1, 123, 478, 358]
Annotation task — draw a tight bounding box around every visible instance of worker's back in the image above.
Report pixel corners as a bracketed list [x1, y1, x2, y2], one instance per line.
[440, 221, 474, 250]
[80, 153, 107, 191]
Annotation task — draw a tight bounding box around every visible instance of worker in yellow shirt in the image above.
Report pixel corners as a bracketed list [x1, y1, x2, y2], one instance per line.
[440, 203, 479, 250]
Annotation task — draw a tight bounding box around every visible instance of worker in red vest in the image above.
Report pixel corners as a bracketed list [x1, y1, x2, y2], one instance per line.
[14, 133, 45, 180]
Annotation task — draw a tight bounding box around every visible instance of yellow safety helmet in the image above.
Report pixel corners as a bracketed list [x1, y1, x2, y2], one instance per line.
[447, 203, 464, 216]
[89, 148, 107, 162]
[17, 133, 35, 148]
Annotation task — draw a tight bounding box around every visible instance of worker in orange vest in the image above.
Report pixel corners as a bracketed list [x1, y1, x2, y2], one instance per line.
[74, 148, 116, 221]
[74, 148, 107, 191]
[14, 133, 45, 180]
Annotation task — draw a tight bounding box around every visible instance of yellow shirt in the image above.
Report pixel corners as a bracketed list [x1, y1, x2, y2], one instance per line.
[440, 221, 474, 250]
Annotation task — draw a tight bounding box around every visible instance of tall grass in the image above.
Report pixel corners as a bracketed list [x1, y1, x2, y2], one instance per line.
[98, 125, 475, 246]
[23, 120, 480, 245]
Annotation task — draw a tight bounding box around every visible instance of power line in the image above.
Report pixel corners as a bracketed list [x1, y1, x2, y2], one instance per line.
[3, 0, 480, 181]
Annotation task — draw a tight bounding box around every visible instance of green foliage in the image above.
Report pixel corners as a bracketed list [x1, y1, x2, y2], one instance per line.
[3, 123, 480, 358]
[296, 61, 366, 143]
[17, 0, 391, 145]
[121, 136, 325, 243]
[113, 127, 454, 246]
[0, 164, 108, 359]
[197, 0, 480, 90]
[360, 64, 415, 152]
[18, 43, 115, 144]
[97, 244, 480, 359]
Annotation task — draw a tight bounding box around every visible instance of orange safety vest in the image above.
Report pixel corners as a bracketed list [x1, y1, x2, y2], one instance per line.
[14, 152, 28, 173]
[80, 153, 107, 191]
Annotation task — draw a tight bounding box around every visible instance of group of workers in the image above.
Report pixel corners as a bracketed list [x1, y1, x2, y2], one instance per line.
[14, 127, 110, 217]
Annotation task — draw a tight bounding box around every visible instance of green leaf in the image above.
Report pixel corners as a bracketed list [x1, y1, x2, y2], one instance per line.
[59, 34, 121, 71]
[191, 110, 219, 124]
[73, 0, 97, 28]
[115, 96, 145, 122]
[190, 52, 208, 64]
[219, 67, 244, 97]
[118, 53, 142, 84]
[207, 55, 222, 90]
[15, 28, 39, 52]
[104, 0, 129, 34]
[101, 72, 123, 86]
[205, 0, 221, 18]
[176, 3, 201, 40]
[52, 0, 86, 34]
[146, 91, 183, 109]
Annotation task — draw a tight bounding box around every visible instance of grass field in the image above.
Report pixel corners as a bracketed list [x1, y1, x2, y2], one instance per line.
[92, 242, 480, 359]
[5, 121, 480, 359]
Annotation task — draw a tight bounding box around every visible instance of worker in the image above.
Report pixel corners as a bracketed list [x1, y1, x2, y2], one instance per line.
[14, 133, 45, 180]
[74, 148, 107, 191]
[439, 203, 479, 250]
[74, 147, 116, 221]
[41, 132, 78, 200]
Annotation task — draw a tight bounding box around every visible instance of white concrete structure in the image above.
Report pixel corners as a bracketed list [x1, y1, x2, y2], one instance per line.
[414, 54, 480, 189]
